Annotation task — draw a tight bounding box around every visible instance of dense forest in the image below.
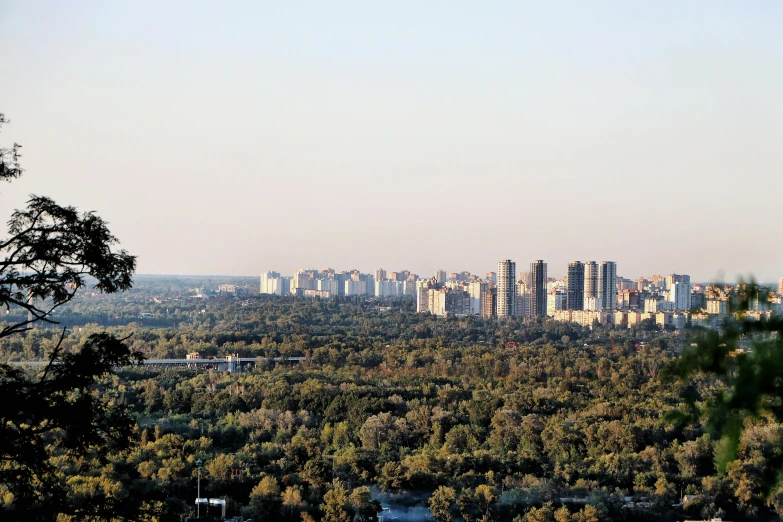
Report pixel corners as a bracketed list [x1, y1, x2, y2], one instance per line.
[1, 282, 781, 521]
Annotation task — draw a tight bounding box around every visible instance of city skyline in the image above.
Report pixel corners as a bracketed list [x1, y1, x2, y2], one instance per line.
[257, 261, 781, 290]
[252, 261, 783, 329]
[1, 2, 781, 281]
[140, 261, 779, 286]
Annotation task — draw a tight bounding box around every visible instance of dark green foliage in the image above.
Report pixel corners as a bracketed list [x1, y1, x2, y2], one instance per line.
[1, 290, 782, 520]
[0, 114, 146, 520]
[0, 113, 23, 182]
[667, 281, 783, 497]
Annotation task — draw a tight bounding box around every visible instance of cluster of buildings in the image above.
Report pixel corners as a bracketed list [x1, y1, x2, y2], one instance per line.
[417, 260, 620, 320]
[261, 269, 420, 299]
[216, 284, 253, 297]
[257, 265, 783, 330]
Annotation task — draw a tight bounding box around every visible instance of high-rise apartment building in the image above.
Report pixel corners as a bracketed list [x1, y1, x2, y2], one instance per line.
[375, 279, 403, 297]
[466, 281, 484, 315]
[547, 290, 567, 316]
[443, 288, 471, 316]
[292, 269, 318, 295]
[416, 278, 471, 316]
[669, 281, 692, 310]
[515, 280, 529, 317]
[649, 275, 666, 289]
[778, 277, 783, 296]
[617, 289, 640, 309]
[435, 270, 447, 284]
[261, 271, 281, 294]
[416, 279, 436, 313]
[598, 261, 617, 310]
[584, 261, 598, 300]
[707, 299, 729, 315]
[529, 260, 547, 317]
[566, 261, 585, 310]
[481, 286, 497, 318]
[690, 290, 706, 310]
[345, 279, 364, 296]
[497, 260, 516, 318]
[485, 272, 497, 285]
[376, 269, 387, 282]
[665, 273, 691, 290]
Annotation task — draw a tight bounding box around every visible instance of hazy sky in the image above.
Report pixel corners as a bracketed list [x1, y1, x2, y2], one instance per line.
[1, 1, 781, 282]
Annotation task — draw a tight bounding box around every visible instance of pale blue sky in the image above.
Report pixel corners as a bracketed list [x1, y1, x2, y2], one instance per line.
[1, 1, 781, 281]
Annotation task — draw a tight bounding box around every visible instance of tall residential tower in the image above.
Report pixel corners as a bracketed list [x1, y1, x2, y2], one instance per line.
[497, 260, 516, 318]
[584, 261, 598, 301]
[529, 260, 547, 317]
[566, 261, 585, 310]
[598, 261, 617, 310]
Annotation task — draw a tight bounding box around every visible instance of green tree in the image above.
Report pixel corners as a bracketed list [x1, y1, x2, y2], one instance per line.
[205, 453, 239, 481]
[0, 114, 142, 520]
[321, 484, 351, 522]
[245, 475, 282, 520]
[573, 505, 600, 522]
[668, 282, 783, 497]
[554, 505, 571, 522]
[281, 485, 306, 517]
[429, 486, 457, 522]
[458, 486, 497, 522]
[349, 486, 381, 522]
[473, 485, 497, 522]
[525, 502, 553, 522]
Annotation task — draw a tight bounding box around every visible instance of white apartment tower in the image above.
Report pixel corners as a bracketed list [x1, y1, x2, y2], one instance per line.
[466, 281, 484, 315]
[497, 260, 516, 318]
[670, 281, 692, 310]
[598, 261, 617, 310]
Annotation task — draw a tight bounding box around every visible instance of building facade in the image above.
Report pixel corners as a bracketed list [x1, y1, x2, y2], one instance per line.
[529, 260, 547, 317]
[584, 261, 598, 300]
[669, 281, 692, 310]
[598, 261, 617, 310]
[497, 260, 516, 318]
[547, 290, 567, 316]
[566, 261, 585, 310]
[481, 286, 497, 318]
[261, 271, 289, 295]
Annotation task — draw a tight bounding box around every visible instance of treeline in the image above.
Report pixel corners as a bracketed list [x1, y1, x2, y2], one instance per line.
[1, 293, 625, 362]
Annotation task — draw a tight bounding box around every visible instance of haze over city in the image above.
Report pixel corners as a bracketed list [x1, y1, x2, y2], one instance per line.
[1, 1, 781, 281]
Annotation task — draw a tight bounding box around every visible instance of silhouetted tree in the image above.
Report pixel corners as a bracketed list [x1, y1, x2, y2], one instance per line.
[0, 114, 143, 520]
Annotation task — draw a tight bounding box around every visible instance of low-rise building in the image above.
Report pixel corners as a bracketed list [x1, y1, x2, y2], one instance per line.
[626, 310, 643, 328]
[553, 310, 611, 327]
[655, 311, 673, 328]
